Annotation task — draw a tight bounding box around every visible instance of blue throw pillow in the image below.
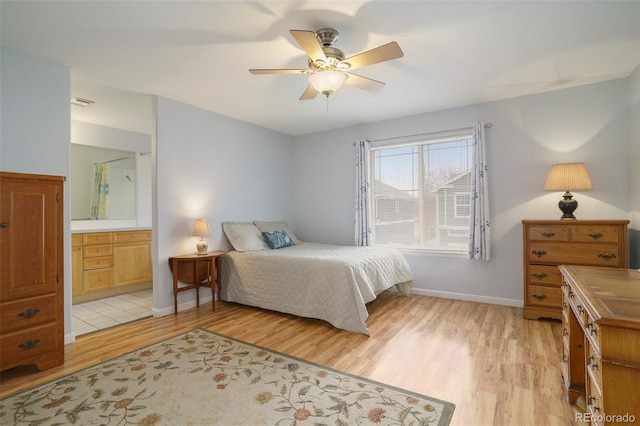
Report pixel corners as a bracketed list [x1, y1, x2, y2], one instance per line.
[262, 230, 294, 249]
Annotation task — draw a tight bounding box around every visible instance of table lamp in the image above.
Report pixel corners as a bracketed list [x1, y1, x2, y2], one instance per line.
[543, 163, 593, 220]
[192, 219, 210, 254]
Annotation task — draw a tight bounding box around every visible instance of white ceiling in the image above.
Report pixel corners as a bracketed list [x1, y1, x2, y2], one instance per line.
[1, 1, 639, 136]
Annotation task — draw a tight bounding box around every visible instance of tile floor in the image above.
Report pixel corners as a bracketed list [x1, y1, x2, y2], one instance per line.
[72, 289, 153, 337]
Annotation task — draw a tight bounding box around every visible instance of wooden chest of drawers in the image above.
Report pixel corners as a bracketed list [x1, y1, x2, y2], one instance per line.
[559, 266, 640, 425]
[0, 172, 65, 372]
[522, 220, 629, 320]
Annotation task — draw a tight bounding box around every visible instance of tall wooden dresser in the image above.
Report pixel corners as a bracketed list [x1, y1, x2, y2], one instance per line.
[522, 220, 629, 320]
[559, 265, 639, 425]
[0, 172, 65, 371]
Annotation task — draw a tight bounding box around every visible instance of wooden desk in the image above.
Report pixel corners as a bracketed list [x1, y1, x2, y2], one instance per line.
[168, 251, 225, 314]
[559, 265, 640, 425]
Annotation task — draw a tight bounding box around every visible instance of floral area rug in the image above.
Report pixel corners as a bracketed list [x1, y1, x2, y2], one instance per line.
[0, 329, 455, 425]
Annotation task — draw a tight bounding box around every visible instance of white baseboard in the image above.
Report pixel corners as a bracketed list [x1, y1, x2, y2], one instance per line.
[410, 287, 523, 308]
[152, 295, 214, 317]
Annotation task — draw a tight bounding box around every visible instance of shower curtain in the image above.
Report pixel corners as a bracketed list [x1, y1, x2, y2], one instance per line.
[90, 162, 109, 220]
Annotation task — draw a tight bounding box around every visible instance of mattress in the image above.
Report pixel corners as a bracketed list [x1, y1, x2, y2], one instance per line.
[220, 242, 413, 335]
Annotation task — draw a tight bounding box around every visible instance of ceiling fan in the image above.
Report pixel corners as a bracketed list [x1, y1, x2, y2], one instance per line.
[249, 28, 404, 100]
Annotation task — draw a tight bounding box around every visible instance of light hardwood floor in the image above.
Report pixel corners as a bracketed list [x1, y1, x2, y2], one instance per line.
[0, 293, 579, 425]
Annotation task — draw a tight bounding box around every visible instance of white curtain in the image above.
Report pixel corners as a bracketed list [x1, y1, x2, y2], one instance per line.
[355, 139, 372, 246]
[468, 122, 491, 261]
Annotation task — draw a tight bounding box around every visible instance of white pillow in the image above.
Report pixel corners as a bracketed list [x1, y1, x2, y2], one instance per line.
[253, 221, 301, 245]
[222, 222, 269, 252]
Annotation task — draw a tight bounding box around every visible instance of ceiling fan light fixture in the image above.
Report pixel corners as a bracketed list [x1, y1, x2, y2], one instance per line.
[308, 70, 348, 97]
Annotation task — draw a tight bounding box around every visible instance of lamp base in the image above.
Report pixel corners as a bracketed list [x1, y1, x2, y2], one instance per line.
[196, 238, 208, 255]
[558, 191, 578, 220]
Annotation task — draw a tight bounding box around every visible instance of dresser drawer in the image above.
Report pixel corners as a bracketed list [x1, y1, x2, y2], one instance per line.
[586, 372, 604, 426]
[571, 226, 620, 243]
[528, 226, 570, 241]
[83, 244, 113, 258]
[586, 343, 602, 394]
[84, 256, 114, 270]
[0, 295, 57, 334]
[528, 243, 622, 267]
[84, 269, 113, 291]
[527, 285, 562, 308]
[585, 311, 601, 352]
[83, 232, 113, 245]
[527, 265, 562, 287]
[0, 323, 61, 367]
[71, 233, 83, 247]
[114, 230, 151, 243]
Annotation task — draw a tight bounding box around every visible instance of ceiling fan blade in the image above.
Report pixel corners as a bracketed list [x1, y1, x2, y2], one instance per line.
[344, 72, 385, 93]
[249, 69, 308, 75]
[290, 30, 327, 63]
[342, 42, 404, 70]
[299, 85, 318, 100]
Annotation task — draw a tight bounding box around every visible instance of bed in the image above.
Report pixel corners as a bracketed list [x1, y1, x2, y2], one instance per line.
[219, 221, 413, 335]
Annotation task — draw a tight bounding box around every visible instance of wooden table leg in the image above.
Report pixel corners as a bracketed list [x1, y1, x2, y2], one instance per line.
[172, 258, 178, 314]
[193, 259, 200, 308]
[215, 257, 221, 308]
[214, 258, 217, 312]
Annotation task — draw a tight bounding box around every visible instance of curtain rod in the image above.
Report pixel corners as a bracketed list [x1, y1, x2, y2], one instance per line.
[367, 122, 492, 144]
[98, 155, 133, 164]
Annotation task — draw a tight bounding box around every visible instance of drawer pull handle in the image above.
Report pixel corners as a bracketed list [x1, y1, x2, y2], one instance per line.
[532, 294, 547, 301]
[18, 339, 41, 350]
[0, 222, 7, 228]
[587, 232, 604, 240]
[532, 272, 548, 279]
[597, 253, 617, 261]
[531, 250, 547, 257]
[18, 308, 40, 319]
[541, 232, 555, 238]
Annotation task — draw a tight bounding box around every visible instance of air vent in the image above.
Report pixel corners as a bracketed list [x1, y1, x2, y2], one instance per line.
[71, 97, 95, 107]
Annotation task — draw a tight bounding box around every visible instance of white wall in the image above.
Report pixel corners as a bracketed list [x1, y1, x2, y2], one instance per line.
[154, 97, 295, 314]
[70, 120, 152, 230]
[292, 78, 633, 305]
[1, 47, 636, 337]
[0, 47, 73, 341]
[629, 65, 640, 265]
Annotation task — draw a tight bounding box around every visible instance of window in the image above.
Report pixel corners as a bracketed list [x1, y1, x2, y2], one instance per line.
[370, 133, 473, 253]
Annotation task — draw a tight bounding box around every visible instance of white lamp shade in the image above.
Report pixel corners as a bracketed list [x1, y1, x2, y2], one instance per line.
[308, 71, 348, 94]
[192, 219, 211, 237]
[543, 163, 593, 192]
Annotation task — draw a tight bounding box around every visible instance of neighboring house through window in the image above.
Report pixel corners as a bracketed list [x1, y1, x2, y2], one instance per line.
[370, 132, 473, 253]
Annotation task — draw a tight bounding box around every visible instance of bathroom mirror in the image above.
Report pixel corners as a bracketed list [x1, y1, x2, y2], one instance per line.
[71, 144, 136, 220]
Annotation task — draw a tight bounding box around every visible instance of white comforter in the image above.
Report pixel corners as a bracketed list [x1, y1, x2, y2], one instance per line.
[220, 242, 413, 335]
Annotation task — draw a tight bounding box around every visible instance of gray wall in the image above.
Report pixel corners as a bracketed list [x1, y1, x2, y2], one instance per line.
[0, 47, 73, 340]
[292, 78, 635, 305]
[153, 97, 295, 314]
